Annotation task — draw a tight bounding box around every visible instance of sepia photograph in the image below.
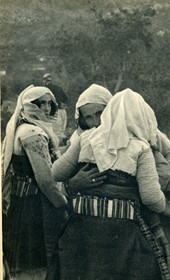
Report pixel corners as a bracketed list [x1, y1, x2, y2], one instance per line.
[1, 0, 170, 279]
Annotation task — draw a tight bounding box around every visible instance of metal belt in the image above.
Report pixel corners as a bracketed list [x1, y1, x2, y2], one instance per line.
[72, 195, 136, 220]
[11, 174, 39, 197]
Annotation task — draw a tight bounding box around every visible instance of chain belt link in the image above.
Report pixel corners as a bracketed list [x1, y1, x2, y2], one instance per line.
[11, 174, 39, 197]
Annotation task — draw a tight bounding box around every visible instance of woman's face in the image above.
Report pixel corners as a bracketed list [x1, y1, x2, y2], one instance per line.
[79, 103, 105, 129]
[38, 93, 52, 117]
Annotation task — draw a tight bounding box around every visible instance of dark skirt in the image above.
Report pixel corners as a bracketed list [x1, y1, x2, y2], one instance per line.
[59, 214, 161, 280]
[3, 193, 68, 276]
[161, 215, 170, 243]
[3, 193, 47, 273]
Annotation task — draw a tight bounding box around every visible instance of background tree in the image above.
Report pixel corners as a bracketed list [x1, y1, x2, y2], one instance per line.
[0, 0, 170, 137]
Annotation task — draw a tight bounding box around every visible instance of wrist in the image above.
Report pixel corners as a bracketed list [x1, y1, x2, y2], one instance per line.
[65, 179, 77, 197]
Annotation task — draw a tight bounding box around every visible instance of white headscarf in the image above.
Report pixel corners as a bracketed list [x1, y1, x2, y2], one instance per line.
[75, 84, 113, 120]
[2, 85, 59, 177]
[80, 88, 158, 171]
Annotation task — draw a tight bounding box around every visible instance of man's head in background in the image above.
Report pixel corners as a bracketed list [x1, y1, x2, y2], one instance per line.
[43, 73, 53, 86]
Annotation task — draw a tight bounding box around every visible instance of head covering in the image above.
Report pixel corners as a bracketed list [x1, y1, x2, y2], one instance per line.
[43, 73, 51, 79]
[80, 88, 158, 171]
[2, 85, 59, 177]
[75, 84, 112, 120]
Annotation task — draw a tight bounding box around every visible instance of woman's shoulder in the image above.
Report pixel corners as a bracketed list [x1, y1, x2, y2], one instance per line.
[70, 127, 83, 144]
[129, 138, 149, 150]
[15, 123, 48, 140]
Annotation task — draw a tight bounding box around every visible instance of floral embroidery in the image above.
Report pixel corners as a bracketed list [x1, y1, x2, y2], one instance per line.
[22, 135, 52, 166]
[18, 118, 56, 166]
[48, 139, 58, 163]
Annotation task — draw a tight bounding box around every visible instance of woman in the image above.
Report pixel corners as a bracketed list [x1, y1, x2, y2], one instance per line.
[44, 84, 113, 280]
[57, 84, 170, 197]
[52, 88, 170, 280]
[2, 85, 67, 280]
[69, 83, 112, 142]
[66, 84, 113, 189]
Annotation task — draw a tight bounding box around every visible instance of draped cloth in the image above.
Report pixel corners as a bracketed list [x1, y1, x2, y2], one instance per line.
[75, 84, 113, 120]
[1, 85, 60, 216]
[84, 88, 158, 171]
[78, 88, 170, 277]
[2, 85, 66, 277]
[2, 85, 59, 179]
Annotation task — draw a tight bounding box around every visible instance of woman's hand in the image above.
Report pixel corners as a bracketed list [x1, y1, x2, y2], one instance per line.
[67, 163, 107, 194]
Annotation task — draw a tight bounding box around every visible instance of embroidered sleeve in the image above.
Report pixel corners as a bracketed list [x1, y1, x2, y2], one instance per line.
[21, 134, 67, 208]
[21, 134, 52, 166]
[137, 148, 165, 213]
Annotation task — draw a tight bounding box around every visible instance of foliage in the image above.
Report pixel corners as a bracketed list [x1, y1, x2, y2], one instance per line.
[87, 5, 155, 91]
[0, 0, 170, 135]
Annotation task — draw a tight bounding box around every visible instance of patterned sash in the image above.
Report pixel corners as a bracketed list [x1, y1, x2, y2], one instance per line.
[72, 195, 136, 220]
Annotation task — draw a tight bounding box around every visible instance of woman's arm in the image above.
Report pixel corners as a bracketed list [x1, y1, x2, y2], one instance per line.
[156, 129, 170, 163]
[21, 134, 67, 208]
[136, 148, 166, 213]
[153, 149, 170, 192]
[52, 138, 81, 182]
[51, 138, 107, 196]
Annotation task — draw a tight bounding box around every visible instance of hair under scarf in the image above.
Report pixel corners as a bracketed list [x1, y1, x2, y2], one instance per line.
[75, 84, 113, 120]
[81, 88, 158, 171]
[2, 85, 59, 177]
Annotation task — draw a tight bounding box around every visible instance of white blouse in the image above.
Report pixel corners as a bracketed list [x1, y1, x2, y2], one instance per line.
[52, 136, 165, 213]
